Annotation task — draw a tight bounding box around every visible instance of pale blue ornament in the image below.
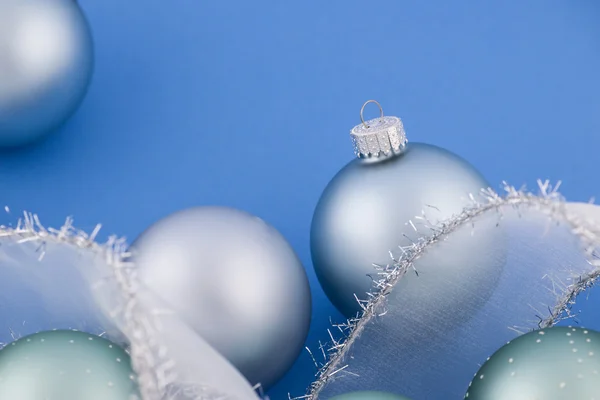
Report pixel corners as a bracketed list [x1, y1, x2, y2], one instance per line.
[465, 326, 600, 400]
[130, 206, 312, 391]
[328, 391, 413, 400]
[311, 101, 503, 318]
[0, 330, 138, 400]
[0, 0, 94, 148]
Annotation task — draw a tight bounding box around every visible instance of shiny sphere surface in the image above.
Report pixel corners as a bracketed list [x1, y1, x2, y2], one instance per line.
[130, 206, 312, 390]
[311, 142, 496, 317]
[328, 391, 413, 400]
[0, 330, 138, 400]
[466, 326, 600, 399]
[0, 0, 94, 147]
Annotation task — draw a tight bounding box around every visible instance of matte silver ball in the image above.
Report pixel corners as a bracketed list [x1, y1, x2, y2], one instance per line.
[130, 206, 312, 391]
[466, 326, 600, 399]
[0, 0, 94, 147]
[311, 142, 503, 318]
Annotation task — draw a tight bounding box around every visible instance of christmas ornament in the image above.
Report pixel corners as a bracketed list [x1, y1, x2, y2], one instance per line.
[0, 213, 261, 400]
[311, 100, 503, 318]
[329, 391, 413, 400]
[302, 183, 600, 400]
[0, 0, 94, 148]
[0, 330, 138, 400]
[465, 326, 600, 399]
[130, 206, 312, 391]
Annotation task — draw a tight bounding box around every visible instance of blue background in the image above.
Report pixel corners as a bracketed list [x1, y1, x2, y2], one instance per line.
[0, 0, 599, 398]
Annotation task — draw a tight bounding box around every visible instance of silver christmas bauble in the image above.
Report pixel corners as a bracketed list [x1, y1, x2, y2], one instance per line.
[130, 206, 312, 391]
[465, 326, 600, 399]
[328, 391, 413, 400]
[0, 0, 94, 147]
[311, 105, 504, 318]
[0, 330, 138, 400]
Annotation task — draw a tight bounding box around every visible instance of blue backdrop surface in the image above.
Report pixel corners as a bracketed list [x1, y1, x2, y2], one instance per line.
[0, 1, 599, 398]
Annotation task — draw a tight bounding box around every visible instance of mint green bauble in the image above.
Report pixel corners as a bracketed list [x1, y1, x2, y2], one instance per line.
[465, 326, 600, 399]
[329, 391, 413, 400]
[0, 330, 138, 400]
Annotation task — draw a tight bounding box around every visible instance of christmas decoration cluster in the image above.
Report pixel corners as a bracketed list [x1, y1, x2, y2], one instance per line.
[0, 2, 598, 400]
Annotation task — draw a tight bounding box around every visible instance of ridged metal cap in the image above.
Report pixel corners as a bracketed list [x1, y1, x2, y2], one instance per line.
[350, 100, 408, 158]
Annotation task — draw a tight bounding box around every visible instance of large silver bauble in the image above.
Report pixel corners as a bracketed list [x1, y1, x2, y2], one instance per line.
[465, 326, 600, 399]
[0, 330, 138, 400]
[0, 0, 94, 147]
[311, 142, 503, 318]
[130, 206, 312, 391]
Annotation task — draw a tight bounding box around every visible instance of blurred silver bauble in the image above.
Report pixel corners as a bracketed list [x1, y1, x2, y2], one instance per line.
[0, 0, 94, 147]
[465, 326, 600, 399]
[311, 100, 504, 318]
[130, 206, 312, 391]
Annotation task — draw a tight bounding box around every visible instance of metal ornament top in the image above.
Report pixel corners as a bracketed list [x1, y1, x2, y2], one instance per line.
[350, 100, 408, 158]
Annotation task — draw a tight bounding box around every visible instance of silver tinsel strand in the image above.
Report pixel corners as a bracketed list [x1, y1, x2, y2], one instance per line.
[0, 213, 229, 400]
[1, 180, 600, 400]
[296, 180, 600, 400]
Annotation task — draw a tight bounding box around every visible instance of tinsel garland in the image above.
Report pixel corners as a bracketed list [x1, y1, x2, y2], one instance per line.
[1, 180, 599, 400]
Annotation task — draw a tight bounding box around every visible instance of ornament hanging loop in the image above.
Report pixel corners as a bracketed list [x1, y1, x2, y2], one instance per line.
[350, 100, 408, 159]
[360, 100, 384, 129]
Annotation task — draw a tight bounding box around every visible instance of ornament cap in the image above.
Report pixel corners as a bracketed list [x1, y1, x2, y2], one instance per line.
[350, 100, 408, 158]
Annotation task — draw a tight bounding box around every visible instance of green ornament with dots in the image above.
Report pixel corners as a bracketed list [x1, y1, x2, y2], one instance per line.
[328, 391, 413, 400]
[0, 330, 139, 400]
[465, 326, 600, 400]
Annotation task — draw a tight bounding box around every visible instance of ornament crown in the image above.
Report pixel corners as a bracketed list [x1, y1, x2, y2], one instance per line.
[350, 100, 408, 158]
